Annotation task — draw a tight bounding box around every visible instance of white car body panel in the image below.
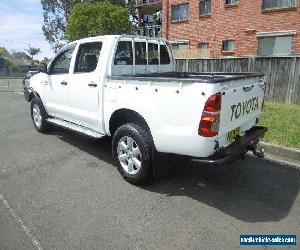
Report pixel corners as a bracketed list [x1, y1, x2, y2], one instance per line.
[67, 40, 107, 131]
[44, 73, 70, 119]
[103, 77, 264, 157]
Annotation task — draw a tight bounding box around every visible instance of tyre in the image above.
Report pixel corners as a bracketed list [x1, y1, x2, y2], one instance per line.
[112, 123, 153, 185]
[30, 98, 50, 133]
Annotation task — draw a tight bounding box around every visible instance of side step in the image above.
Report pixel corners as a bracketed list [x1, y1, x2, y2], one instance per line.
[47, 118, 105, 139]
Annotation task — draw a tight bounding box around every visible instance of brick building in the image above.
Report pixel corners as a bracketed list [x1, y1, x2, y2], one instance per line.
[135, 0, 163, 37]
[161, 0, 300, 57]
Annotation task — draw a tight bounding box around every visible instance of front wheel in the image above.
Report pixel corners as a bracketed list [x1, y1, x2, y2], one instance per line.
[30, 98, 50, 133]
[112, 123, 153, 185]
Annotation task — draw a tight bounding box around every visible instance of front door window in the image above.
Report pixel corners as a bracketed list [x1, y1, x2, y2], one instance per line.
[50, 47, 75, 74]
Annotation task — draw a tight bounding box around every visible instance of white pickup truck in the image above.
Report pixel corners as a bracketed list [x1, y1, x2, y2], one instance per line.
[24, 35, 267, 184]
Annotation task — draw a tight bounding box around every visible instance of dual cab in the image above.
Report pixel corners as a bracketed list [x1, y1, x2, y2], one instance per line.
[25, 35, 267, 184]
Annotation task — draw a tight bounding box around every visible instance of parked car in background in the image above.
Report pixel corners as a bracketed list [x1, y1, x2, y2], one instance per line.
[24, 35, 267, 184]
[26, 70, 39, 78]
[23, 70, 40, 89]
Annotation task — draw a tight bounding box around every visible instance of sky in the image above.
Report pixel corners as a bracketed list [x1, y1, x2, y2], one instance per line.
[0, 0, 54, 60]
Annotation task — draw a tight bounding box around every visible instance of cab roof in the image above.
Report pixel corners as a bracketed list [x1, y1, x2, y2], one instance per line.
[57, 35, 169, 55]
[72, 35, 168, 44]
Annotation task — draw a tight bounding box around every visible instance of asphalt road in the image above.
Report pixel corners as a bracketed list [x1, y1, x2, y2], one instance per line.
[0, 91, 299, 250]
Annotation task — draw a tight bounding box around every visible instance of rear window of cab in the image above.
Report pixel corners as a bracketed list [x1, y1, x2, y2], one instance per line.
[114, 40, 171, 65]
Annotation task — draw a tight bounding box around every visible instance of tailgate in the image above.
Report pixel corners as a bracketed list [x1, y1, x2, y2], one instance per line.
[219, 77, 265, 136]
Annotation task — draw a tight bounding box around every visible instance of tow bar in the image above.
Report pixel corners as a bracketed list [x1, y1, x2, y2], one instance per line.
[249, 144, 265, 158]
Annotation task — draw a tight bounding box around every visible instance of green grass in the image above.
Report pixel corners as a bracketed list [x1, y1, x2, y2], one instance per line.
[259, 102, 300, 149]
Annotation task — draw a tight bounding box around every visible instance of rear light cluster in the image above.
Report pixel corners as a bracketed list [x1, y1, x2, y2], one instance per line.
[198, 93, 221, 137]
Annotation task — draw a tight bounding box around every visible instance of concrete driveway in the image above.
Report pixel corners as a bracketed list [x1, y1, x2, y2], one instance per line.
[0, 91, 299, 250]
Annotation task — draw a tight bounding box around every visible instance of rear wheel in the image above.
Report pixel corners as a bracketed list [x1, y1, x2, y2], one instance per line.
[112, 123, 153, 185]
[30, 98, 50, 133]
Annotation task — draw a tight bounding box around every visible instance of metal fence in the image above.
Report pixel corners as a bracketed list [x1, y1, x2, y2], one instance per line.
[0, 77, 24, 93]
[0, 65, 39, 78]
[175, 56, 300, 104]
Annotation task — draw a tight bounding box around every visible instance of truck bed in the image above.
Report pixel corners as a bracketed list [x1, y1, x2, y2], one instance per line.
[108, 72, 264, 83]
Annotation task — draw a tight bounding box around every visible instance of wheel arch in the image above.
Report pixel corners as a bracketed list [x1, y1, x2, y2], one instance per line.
[109, 108, 172, 179]
[109, 108, 153, 141]
[26, 87, 42, 102]
[30, 89, 48, 118]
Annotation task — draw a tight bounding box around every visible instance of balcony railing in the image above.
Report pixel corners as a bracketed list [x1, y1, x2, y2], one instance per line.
[132, 25, 162, 37]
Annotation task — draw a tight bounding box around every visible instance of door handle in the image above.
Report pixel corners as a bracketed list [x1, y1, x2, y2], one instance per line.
[243, 85, 254, 92]
[88, 82, 97, 87]
[61, 81, 68, 85]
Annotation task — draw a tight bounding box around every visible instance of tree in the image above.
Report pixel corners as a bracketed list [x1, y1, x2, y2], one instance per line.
[42, 0, 126, 52]
[11, 51, 31, 60]
[127, 0, 136, 15]
[0, 47, 11, 71]
[66, 2, 131, 41]
[25, 46, 41, 61]
[0, 47, 9, 58]
[42, 57, 50, 64]
[0, 57, 11, 69]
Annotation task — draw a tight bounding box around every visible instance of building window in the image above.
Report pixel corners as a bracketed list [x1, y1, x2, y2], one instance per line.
[225, 0, 238, 4]
[172, 43, 188, 50]
[198, 43, 209, 49]
[171, 42, 188, 59]
[262, 0, 296, 10]
[199, 0, 211, 15]
[171, 4, 189, 21]
[222, 40, 235, 51]
[258, 36, 292, 56]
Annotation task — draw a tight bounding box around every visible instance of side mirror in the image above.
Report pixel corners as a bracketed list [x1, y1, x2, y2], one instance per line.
[39, 64, 47, 74]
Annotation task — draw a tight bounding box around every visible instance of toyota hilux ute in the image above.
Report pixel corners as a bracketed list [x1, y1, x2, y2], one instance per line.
[24, 35, 267, 184]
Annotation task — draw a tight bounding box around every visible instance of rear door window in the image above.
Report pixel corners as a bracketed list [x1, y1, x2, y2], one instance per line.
[74, 42, 102, 73]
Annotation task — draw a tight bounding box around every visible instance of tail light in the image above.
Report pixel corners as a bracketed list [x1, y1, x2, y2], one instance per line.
[198, 93, 221, 137]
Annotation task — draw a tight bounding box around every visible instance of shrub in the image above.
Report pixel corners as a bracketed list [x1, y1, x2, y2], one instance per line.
[66, 2, 131, 41]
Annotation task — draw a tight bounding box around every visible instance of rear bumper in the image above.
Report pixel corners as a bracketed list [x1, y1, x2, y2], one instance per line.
[191, 126, 267, 165]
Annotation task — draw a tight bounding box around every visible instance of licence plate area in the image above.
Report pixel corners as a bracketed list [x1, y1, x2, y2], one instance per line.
[227, 127, 241, 143]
